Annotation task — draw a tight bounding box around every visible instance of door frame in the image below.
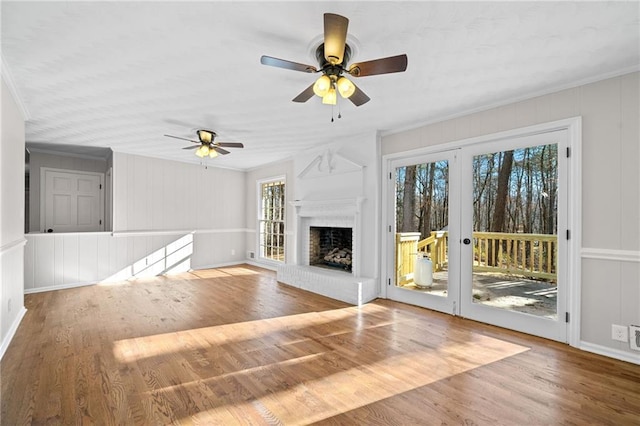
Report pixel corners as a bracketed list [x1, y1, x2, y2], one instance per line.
[381, 117, 582, 347]
[40, 167, 105, 233]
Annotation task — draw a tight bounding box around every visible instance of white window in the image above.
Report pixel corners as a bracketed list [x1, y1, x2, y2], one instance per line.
[258, 178, 285, 262]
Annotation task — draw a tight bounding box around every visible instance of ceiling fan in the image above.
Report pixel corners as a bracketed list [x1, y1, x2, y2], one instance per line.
[164, 130, 244, 158]
[260, 13, 408, 107]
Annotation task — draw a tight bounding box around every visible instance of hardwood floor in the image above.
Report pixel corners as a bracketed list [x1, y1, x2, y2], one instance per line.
[2, 264, 639, 425]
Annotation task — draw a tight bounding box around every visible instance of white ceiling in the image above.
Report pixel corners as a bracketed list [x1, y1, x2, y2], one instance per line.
[2, 1, 639, 170]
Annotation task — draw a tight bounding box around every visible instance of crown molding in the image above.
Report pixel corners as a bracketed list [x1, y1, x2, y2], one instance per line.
[26, 146, 110, 162]
[1, 53, 31, 121]
[382, 65, 640, 139]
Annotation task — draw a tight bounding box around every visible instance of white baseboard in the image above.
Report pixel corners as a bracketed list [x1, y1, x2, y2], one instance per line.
[244, 260, 278, 271]
[579, 341, 640, 365]
[0, 306, 27, 360]
[25, 281, 95, 294]
[189, 261, 250, 271]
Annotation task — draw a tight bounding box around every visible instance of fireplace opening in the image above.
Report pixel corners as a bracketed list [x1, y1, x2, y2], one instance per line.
[309, 226, 353, 272]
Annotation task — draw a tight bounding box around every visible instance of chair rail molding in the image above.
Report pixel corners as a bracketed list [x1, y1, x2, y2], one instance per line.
[0, 238, 27, 255]
[581, 248, 640, 263]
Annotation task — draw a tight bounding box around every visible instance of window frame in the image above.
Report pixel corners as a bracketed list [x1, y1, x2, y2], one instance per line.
[256, 176, 286, 264]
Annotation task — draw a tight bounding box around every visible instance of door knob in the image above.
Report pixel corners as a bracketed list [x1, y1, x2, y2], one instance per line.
[47, 229, 53, 233]
[463, 238, 471, 245]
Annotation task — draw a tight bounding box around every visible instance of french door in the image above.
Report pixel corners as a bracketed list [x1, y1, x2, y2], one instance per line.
[387, 149, 461, 315]
[385, 129, 569, 342]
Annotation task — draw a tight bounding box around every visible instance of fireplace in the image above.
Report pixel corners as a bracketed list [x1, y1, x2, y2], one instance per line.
[309, 226, 353, 271]
[277, 197, 376, 306]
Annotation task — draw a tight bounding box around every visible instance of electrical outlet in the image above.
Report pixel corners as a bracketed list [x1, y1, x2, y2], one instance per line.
[231, 249, 236, 256]
[630, 325, 640, 351]
[611, 324, 628, 342]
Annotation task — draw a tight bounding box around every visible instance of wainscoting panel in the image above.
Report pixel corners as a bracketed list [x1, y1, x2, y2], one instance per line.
[580, 248, 640, 363]
[1, 239, 26, 359]
[24, 230, 247, 293]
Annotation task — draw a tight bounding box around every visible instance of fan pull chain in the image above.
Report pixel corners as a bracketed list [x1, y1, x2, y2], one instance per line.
[330, 98, 343, 122]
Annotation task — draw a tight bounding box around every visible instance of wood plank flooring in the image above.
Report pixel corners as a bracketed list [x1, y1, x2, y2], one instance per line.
[1, 264, 639, 425]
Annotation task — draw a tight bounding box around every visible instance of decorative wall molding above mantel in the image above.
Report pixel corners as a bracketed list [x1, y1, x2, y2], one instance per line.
[297, 150, 364, 179]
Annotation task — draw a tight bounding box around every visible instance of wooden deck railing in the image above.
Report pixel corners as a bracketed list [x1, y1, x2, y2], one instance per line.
[396, 231, 557, 285]
[396, 233, 421, 286]
[417, 231, 448, 272]
[472, 232, 557, 281]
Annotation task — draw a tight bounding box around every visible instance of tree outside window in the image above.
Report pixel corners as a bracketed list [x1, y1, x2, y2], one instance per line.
[259, 179, 285, 262]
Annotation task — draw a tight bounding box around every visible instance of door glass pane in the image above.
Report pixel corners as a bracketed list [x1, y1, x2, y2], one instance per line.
[395, 160, 449, 296]
[471, 144, 558, 319]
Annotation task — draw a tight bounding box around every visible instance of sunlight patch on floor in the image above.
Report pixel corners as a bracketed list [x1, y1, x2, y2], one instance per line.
[112, 305, 391, 363]
[179, 334, 529, 424]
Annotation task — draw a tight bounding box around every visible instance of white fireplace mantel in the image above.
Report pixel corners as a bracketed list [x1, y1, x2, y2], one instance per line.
[290, 197, 365, 218]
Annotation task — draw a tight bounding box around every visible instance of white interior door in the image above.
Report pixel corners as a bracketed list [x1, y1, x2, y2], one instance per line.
[41, 168, 104, 233]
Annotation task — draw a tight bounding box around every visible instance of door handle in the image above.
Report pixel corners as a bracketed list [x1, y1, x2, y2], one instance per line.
[463, 238, 471, 245]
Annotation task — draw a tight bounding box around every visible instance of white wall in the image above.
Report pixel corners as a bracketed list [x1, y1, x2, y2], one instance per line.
[112, 152, 245, 232]
[24, 152, 248, 292]
[27, 151, 108, 233]
[244, 160, 295, 266]
[381, 72, 640, 361]
[1, 77, 27, 358]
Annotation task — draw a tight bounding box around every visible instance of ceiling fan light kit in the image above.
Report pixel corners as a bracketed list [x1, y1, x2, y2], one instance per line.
[337, 76, 355, 98]
[195, 144, 219, 158]
[260, 12, 408, 108]
[322, 86, 337, 105]
[313, 75, 331, 97]
[164, 131, 244, 159]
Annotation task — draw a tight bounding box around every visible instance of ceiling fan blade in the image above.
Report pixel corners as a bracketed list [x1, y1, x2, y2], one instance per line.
[348, 54, 408, 77]
[260, 56, 317, 73]
[212, 146, 230, 155]
[215, 142, 244, 148]
[182, 145, 199, 150]
[348, 83, 371, 107]
[165, 134, 199, 143]
[324, 13, 348, 65]
[292, 83, 316, 103]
